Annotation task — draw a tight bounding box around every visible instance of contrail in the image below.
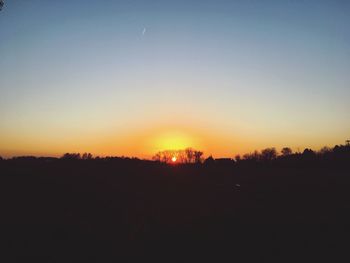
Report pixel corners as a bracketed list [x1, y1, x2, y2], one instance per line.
[142, 28, 146, 36]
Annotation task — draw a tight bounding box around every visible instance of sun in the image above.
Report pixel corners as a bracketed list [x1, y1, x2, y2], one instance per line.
[171, 156, 177, 163]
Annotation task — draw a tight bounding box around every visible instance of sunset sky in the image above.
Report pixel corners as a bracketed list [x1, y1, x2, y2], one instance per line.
[0, 0, 349, 158]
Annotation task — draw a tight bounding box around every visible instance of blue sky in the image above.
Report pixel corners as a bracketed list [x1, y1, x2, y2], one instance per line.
[0, 0, 349, 157]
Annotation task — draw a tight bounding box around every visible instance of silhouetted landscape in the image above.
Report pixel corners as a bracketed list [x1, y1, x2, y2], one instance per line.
[2, 1, 350, 262]
[1, 143, 350, 262]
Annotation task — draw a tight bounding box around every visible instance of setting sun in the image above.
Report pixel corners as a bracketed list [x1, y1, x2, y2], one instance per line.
[1, 1, 349, 259]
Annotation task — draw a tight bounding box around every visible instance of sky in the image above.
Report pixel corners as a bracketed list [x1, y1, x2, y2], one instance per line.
[0, 0, 350, 158]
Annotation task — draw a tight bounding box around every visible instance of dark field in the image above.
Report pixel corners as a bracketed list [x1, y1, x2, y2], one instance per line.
[1, 158, 350, 262]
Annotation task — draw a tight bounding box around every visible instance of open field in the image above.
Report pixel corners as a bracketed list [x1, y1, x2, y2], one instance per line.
[1, 158, 350, 262]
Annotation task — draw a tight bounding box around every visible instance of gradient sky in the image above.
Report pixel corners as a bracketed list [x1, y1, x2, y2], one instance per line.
[0, 0, 350, 158]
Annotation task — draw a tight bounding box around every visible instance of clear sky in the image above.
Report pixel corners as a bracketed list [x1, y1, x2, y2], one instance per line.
[0, 0, 349, 158]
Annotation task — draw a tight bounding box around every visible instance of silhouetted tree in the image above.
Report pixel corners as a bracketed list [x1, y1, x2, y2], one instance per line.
[185, 148, 195, 163]
[0, 1, 4, 11]
[281, 147, 292, 156]
[302, 148, 315, 158]
[152, 152, 162, 162]
[243, 150, 260, 161]
[152, 150, 177, 163]
[333, 144, 350, 156]
[61, 153, 81, 160]
[193, 150, 204, 163]
[152, 148, 204, 163]
[333, 145, 341, 153]
[260, 148, 277, 161]
[235, 154, 241, 162]
[319, 146, 331, 155]
[82, 153, 93, 160]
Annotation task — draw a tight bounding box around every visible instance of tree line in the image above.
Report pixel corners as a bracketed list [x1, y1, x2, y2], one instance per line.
[152, 148, 204, 163]
[1, 141, 349, 164]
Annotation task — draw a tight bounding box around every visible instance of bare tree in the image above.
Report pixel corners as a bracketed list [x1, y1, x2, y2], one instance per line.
[152, 150, 175, 163]
[193, 150, 203, 163]
[185, 148, 194, 163]
[152, 152, 162, 162]
[152, 148, 204, 164]
[243, 150, 260, 161]
[260, 148, 277, 161]
[281, 147, 292, 156]
[82, 153, 93, 160]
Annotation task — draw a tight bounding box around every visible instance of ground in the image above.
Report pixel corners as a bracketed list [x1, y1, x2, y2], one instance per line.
[0, 159, 349, 262]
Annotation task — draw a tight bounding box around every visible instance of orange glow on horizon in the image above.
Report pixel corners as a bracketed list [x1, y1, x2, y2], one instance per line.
[0, 121, 343, 159]
[151, 131, 197, 151]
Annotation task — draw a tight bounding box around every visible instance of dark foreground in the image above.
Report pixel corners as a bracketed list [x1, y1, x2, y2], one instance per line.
[1, 158, 350, 262]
